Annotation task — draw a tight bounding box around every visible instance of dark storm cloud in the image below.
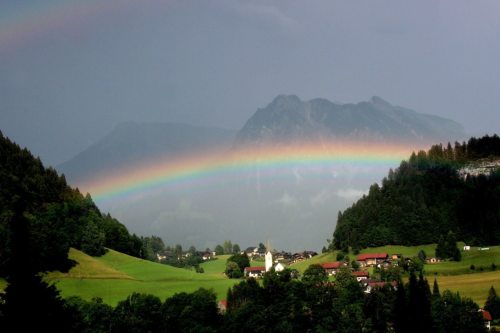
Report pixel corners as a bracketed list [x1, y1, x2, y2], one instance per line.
[1, 0, 499, 165]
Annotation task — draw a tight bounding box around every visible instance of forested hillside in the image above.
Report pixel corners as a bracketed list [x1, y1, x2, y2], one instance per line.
[0, 131, 144, 276]
[331, 135, 500, 251]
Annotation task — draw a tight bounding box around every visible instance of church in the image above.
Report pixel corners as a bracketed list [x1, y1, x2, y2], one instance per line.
[243, 250, 286, 278]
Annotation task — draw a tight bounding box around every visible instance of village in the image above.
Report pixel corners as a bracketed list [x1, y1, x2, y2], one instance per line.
[241, 248, 399, 294]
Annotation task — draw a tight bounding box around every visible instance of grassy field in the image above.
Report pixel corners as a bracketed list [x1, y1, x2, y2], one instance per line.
[3, 245, 499, 307]
[433, 270, 500, 306]
[290, 252, 338, 273]
[45, 249, 239, 306]
[0, 278, 6, 291]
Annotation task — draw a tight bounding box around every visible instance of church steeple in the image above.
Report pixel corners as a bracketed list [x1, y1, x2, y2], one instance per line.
[265, 240, 273, 272]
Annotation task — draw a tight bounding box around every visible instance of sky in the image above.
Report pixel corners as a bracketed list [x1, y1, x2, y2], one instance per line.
[1, 0, 500, 166]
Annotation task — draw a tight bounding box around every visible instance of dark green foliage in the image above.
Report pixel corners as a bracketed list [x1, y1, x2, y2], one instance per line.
[226, 253, 250, 273]
[0, 203, 72, 333]
[65, 297, 114, 333]
[432, 290, 486, 333]
[302, 264, 328, 285]
[162, 288, 220, 333]
[363, 286, 394, 333]
[432, 278, 440, 299]
[0, 132, 148, 275]
[485, 286, 500, 320]
[435, 231, 462, 261]
[214, 244, 224, 255]
[111, 293, 163, 333]
[81, 221, 106, 256]
[418, 249, 427, 261]
[225, 261, 243, 278]
[332, 135, 500, 250]
[141, 235, 165, 261]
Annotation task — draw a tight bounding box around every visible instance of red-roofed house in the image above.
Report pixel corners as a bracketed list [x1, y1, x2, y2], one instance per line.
[352, 270, 369, 282]
[320, 262, 344, 276]
[356, 253, 389, 267]
[363, 280, 398, 293]
[244, 266, 266, 278]
[480, 309, 492, 330]
[218, 300, 227, 314]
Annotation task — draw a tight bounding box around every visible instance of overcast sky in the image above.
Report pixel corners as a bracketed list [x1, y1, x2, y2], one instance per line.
[1, 0, 500, 166]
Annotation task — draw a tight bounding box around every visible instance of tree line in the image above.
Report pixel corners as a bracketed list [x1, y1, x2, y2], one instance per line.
[1, 261, 492, 332]
[331, 135, 500, 251]
[0, 131, 150, 276]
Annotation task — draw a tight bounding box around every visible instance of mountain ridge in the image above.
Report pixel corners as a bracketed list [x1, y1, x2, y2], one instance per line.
[235, 95, 465, 147]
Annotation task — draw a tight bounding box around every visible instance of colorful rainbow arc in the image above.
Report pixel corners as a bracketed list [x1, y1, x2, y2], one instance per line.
[79, 142, 418, 202]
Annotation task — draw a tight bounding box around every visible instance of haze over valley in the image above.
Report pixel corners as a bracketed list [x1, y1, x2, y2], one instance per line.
[57, 95, 465, 251]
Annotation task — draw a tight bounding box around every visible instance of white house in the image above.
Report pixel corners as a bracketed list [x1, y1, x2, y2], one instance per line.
[274, 262, 285, 272]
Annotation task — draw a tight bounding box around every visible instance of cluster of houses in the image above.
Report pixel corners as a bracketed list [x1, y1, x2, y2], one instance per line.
[242, 251, 401, 294]
[244, 247, 318, 263]
[156, 250, 214, 262]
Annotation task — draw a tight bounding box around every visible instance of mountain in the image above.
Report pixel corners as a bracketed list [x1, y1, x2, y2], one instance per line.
[57, 122, 236, 184]
[235, 95, 465, 146]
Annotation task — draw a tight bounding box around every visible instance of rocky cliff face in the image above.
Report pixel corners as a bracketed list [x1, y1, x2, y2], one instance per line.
[235, 95, 465, 147]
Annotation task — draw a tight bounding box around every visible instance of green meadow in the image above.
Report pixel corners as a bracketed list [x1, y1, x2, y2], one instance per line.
[44, 249, 239, 306]
[2, 244, 498, 307]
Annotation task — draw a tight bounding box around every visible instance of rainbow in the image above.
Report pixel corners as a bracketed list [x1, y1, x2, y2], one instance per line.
[78, 142, 419, 203]
[0, 0, 157, 55]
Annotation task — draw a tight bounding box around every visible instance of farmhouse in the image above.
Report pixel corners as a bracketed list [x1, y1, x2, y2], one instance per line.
[352, 270, 369, 282]
[363, 280, 398, 293]
[244, 266, 266, 278]
[480, 309, 492, 330]
[218, 300, 227, 314]
[426, 257, 440, 264]
[320, 262, 344, 276]
[244, 247, 259, 258]
[356, 253, 389, 267]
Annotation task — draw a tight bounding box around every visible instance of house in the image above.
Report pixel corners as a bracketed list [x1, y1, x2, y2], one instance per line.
[218, 300, 227, 314]
[363, 280, 398, 293]
[320, 262, 344, 276]
[463, 245, 471, 251]
[352, 270, 369, 282]
[202, 252, 213, 261]
[426, 257, 440, 264]
[274, 262, 286, 272]
[244, 266, 266, 278]
[480, 309, 492, 330]
[391, 254, 402, 261]
[245, 247, 258, 258]
[356, 253, 389, 267]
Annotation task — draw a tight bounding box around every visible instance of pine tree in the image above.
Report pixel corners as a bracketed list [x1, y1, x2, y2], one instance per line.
[0, 201, 71, 332]
[485, 286, 500, 319]
[432, 278, 440, 299]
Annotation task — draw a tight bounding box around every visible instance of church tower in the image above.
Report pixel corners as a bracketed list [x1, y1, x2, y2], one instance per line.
[265, 240, 273, 272]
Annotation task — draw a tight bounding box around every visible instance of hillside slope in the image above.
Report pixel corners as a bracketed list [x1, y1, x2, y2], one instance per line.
[332, 135, 500, 250]
[46, 248, 238, 305]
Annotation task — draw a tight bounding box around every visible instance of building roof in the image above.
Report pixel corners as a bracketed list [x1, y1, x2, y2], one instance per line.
[244, 266, 266, 272]
[352, 271, 369, 277]
[356, 253, 388, 261]
[482, 310, 493, 321]
[366, 280, 398, 288]
[320, 262, 343, 269]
